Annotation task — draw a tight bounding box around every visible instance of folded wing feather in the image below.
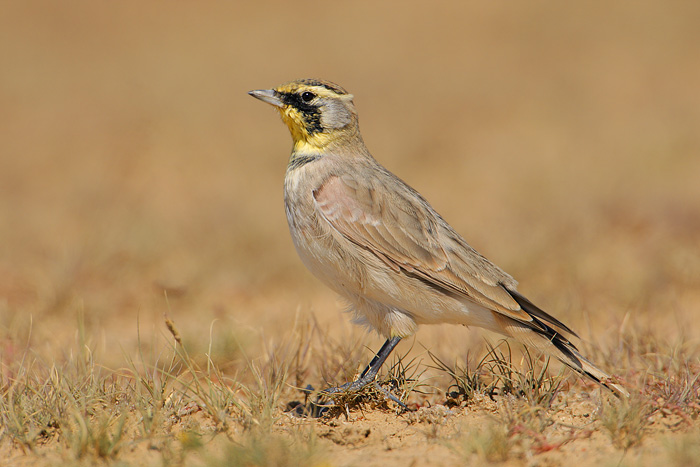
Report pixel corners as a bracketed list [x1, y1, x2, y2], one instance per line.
[313, 173, 539, 325]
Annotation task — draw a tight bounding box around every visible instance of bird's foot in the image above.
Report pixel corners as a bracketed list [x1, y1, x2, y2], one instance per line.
[290, 378, 407, 418]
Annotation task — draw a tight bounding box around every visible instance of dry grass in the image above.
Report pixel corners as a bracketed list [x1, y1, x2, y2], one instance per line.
[3, 317, 696, 465]
[2, 0, 700, 465]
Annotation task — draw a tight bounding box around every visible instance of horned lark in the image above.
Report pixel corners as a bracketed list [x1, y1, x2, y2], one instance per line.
[249, 79, 627, 399]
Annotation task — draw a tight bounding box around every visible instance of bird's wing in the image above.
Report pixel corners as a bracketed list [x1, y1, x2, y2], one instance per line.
[312, 172, 535, 323]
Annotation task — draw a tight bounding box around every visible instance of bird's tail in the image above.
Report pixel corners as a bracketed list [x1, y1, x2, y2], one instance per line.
[564, 345, 630, 398]
[498, 288, 629, 398]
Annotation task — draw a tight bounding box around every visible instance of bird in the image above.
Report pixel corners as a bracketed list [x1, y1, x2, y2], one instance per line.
[248, 78, 628, 402]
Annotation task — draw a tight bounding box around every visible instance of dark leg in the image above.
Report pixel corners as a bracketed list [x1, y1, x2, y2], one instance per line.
[323, 336, 403, 394]
[307, 336, 403, 416]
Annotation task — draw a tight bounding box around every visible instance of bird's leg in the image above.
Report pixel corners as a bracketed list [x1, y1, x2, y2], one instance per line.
[324, 336, 402, 394]
[309, 336, 403, 416]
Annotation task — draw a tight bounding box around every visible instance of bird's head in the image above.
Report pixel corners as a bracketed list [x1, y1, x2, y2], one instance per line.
[249, 79, 359, 152]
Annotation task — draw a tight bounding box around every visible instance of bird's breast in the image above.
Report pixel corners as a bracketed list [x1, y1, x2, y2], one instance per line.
[283, 161, 367, 298]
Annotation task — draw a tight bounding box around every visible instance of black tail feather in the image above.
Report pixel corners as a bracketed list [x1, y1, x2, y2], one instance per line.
[505, 287, 579, 338]
[499, 288, 628, 397]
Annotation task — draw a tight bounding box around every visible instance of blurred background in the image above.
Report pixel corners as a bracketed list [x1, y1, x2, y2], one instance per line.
[1, 1, 699, 373]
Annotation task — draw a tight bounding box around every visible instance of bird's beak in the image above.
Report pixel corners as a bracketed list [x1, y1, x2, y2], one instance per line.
[248, 89, 284, 108]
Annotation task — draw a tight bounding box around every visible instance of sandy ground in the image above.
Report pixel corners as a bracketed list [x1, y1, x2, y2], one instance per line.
[2, 1, 700, 465]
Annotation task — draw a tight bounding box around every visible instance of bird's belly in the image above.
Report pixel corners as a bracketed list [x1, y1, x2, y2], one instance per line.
[287, 215, 496, 335]
[287, 216, 366, 298]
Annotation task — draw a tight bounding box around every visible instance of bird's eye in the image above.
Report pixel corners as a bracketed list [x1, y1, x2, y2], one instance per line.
[301, 91, 316, 103]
